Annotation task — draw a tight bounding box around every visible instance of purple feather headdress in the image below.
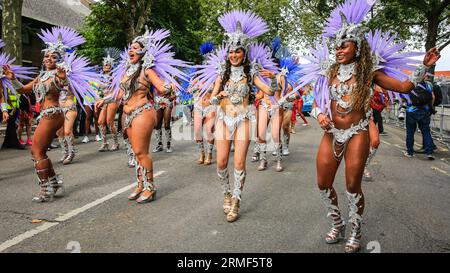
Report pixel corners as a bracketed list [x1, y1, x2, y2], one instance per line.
[323, 0, 374, 57]
[38, 26, 85, 56]
[0, 39, 5, 49]
[219, 10, 268, 52]
[285, 38, 331, 114]
[59, 52, 100, 107]
[132, 27, 170, 54]
[368, 29, 423, 81]
[0, 52, 37, 98]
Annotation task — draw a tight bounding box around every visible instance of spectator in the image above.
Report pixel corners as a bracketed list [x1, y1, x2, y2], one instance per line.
[1, 89, 25, 149]
[370, 86, 389, 135]
[17, 93, 35, 145]
[404, 79, 435, 160]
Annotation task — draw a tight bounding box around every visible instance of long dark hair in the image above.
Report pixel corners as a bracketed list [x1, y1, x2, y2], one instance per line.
[128, 42, 144, 92]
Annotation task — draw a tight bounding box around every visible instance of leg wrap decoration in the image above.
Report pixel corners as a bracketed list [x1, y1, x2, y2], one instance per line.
[217, 168, 230, 194]
[165, 127, 172, 148]
[319, 188, 345, 243]
[65, 136, 75, 154]
[124, 139, 136, 167]
[346, 191, 364, 251]
[365, 147, 377, 168]
[259, 143, 267, 160]
[206, 143, 214, 154]
[99, 125, 108, 144]
[59, 137, 68, 162]
[282, 132, 289, 149]
[197, 141, 205, 153]
[274, 143, 282, 161]
[253, 142, 260, 154]
[135, 163, 155, 192]
[32, 158, 55, 202]
[155, 129, 162, 145]
[232, 169, 246, 200]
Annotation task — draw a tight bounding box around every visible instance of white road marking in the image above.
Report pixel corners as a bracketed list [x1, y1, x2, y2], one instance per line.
[431, 167, 449, 176]
[0, 171, 165, 252]
[380, 140, 391, 146]
[394, 144, 403, 149]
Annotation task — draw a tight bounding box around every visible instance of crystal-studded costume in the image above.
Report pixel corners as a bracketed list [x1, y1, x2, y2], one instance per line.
[98, 48, 121, 152]
[290, 0, 437, 253]
[192, 10, 278, 222]
[108, 27, 188, 204]
[8, 27, 99, 202]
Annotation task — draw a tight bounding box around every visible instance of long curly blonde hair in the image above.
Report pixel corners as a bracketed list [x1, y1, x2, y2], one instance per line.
[328, 39, 374, 112]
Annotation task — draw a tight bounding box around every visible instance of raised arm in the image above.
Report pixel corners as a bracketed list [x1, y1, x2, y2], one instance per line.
[145, 68, 173, 96]
[254, 72, 276, 96]
[373, 47, 441, 94]
[3, 65, 37, 94]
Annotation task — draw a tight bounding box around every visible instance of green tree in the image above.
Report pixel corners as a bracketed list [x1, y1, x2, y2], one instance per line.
[2, 0, 23, 64]
[288, 0, 450, 54]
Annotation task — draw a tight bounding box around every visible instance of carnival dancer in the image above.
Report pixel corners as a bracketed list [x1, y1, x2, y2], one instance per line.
[4, 27, 99, 202]
[253, 38, 284, 172]
[152, 66, 178, 153]
[96, 27, 188, 204]
[98, 48, 121, 152]
[192, 42, 217, 165]
[56, 78, 78, 165]
[192, 10, 279, 222]
[290, 0, 440, 252]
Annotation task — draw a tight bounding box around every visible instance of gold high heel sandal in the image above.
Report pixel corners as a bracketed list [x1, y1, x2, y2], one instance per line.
[223, 192, 232, 214]
[226, 198, 240, 222]
[204, 153, 212, 165]
[197, 152, 205, 164]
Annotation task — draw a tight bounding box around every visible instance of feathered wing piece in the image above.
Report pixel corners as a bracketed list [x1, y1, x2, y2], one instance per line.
[0, 39, 5, 49]
[279, 56, 303, 96]
[110, 47, 129, 98]
[178, 67, 196, 105]
[191, 44, 228, 93]
[140, 28, 190, 90]
[219, 10, 269, 51]
[284, 38, 331, 113]
[60, 52, 100, 107]
[323, 0, 374, 56]
[368, 29, 423, 81]
[271, 36, 282, 58]
[143, 39, 190, 91]
[103, 47, 121, 67]
[0, 52, 37, 98]
[247, 42, 279, 84]
[38, 26, 85, 56]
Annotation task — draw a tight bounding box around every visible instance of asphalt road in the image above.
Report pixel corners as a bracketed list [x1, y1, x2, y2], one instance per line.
[0, 118, 449, 253]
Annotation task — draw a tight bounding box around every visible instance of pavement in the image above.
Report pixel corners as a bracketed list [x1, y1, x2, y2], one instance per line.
[0, 118, 449, 253]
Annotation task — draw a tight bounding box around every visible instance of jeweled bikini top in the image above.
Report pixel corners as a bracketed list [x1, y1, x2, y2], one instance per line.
[33, 69, 58, 103]
[329, 62, 373, 116]
[120, 63, 151, 103]
[224, 66, 250, 105]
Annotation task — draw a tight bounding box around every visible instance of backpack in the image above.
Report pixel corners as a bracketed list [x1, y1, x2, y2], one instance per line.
[432, 83, 443, 106]
[410, 83, 433, 107]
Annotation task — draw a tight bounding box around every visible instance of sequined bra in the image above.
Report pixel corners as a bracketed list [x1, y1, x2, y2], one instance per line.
[223, 66, 250, 105]
[119, 64, 151, 103]
[33, 70, 58, 103]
